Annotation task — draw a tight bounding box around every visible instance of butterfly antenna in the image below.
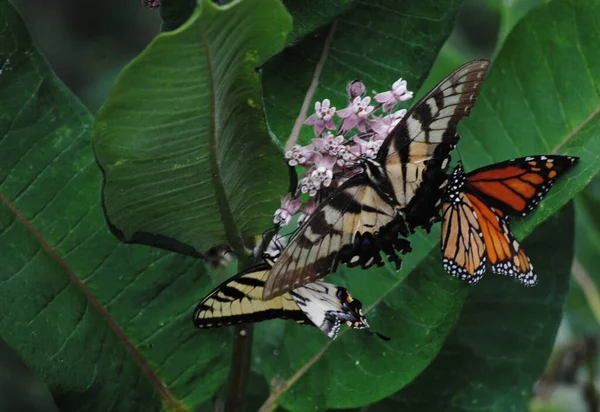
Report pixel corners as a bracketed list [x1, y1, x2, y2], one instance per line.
[257, 226, 280, 261]
[273, 236, 285, 253]
[260, 227, 277, 245]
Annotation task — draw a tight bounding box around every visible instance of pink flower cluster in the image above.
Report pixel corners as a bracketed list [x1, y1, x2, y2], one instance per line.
[274, 78, 413, 227]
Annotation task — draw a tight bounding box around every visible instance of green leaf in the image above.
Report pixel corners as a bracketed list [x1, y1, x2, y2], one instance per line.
[259, 240, 470, 411]
[0, 1, 230, 409]
[374, 204, 575, 411]
[94, 0, 292, 256]
[486, 0, 551, 48]
[281, 0, 355, 45]
[262, 0, 463, 146]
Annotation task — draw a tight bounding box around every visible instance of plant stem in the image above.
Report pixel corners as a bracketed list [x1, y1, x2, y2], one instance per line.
[217, 233, 269, 412]
[223, 324, 254, 412]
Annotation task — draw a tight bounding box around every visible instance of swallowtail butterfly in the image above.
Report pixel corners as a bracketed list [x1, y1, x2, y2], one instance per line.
[263, 60, 491, 299]
[193, 255, 383, 339]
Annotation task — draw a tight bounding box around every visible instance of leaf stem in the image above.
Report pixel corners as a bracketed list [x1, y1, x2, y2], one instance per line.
[220, 231, 272, 411]
[285, 20, 338, 152]
[571, 259, 600, 325]
[223, 324, 254, 412]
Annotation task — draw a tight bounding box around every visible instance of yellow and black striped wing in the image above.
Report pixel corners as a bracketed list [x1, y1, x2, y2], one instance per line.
[381, 59, 491, 230]
[263, 176, 411, 300]
[194, 261, 372, 339]
[193, 263, 307, 328]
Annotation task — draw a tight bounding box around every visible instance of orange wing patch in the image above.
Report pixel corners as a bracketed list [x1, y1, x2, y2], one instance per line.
[465, 155, 579, 217]
[441, 192, 486, 284]
[466, 193, 537, 286]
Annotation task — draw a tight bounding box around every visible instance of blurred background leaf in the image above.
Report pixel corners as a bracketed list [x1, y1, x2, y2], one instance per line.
[567, 175, 600, 336]
[12, 0, 161, 113]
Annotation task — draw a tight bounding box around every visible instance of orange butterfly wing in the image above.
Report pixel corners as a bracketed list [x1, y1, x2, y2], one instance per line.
[442, 155, 578, 286]
[465, 155, 579, 217]
[441, 191, 486, 284]
[466, 194, 536, 286]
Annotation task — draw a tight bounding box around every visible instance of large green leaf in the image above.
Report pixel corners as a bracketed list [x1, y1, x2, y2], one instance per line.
[373, 204, 575, 411]
[94, 0, 292, 257]
[254, 0, 600, 409]
[0, 1, 230, 409]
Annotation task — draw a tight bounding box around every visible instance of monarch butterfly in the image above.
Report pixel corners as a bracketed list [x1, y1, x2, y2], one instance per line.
[262, 59, 491, 300]
[193, 254, 386, 339]
[441, 155, 579, 285]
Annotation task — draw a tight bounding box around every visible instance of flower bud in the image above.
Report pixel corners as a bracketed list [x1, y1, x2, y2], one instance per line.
[346, 80, 366, 100]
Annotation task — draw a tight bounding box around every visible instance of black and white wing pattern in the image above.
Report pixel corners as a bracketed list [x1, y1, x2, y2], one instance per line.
[263, 175, 411, 299]
[263, 60, 490, 300]
[193, 257, 371, 339]
[380, 59, 491, 231]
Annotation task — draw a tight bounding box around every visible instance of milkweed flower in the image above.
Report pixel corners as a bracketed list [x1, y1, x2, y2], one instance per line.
[304, 99, 337, 136]
[353, 135, 382, 161]
[313, 132, 345, 156]
[337, 96, 374, 133]
[371, 109, 407, 140]
[374, 79, 413, 112]
[273, 193, 303, 226]
[273, 77, 413, 228]
[285, 144, 314, 166]
[297, 199, 317, 226]
[300, 153, 338, 196]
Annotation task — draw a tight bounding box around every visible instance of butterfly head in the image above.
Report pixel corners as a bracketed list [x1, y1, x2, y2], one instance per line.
[444, 164, 467, 204]
[333, 288, 391, 341]
[334, 287, 370, 329]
